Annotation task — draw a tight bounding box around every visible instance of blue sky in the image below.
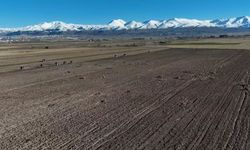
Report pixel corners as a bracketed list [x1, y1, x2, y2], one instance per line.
[0, 0, 249, 27]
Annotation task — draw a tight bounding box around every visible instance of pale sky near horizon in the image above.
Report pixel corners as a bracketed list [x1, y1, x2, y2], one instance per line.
[0, 0, 249, 27]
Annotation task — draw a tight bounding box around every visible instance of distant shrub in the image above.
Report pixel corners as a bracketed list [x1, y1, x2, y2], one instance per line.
[209, 36, 216, 38]
[219, 35, 228, 38]
[159, 41, 167, 44]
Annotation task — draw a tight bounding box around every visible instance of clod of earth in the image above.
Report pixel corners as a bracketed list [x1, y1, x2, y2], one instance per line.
[156, 75, 162, 79]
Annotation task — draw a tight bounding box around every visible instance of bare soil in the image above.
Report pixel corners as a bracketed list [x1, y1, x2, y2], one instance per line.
[0, 44, 250, 150]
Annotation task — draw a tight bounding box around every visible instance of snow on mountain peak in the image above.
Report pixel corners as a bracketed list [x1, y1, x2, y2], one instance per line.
[125, 21, 144, 29]
[159, 18, 214, 28]
[211, 16, 250, 28]
[107, 19, 127, 30]
[21, 21, 82, 31]
[108, 19, 126, 27]
[140, 20, 161, 29]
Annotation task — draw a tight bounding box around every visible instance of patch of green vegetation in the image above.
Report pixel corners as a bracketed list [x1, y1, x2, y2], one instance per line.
[159, 41, 171, 45]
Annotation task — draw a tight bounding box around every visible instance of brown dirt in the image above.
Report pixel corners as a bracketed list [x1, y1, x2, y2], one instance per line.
[0, 48, 250, 150]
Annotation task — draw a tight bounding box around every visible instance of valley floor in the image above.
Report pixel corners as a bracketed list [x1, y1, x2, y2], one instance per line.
[0, 40, 250, 149]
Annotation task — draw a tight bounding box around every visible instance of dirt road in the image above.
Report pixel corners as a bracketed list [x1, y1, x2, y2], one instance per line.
[0, 48, 249, 150]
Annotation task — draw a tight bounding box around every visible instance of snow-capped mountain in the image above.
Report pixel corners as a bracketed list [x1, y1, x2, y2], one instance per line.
[140, 20, 162, 29]
[211, 16, 250, 28]
[158, 18, 215, 28]
[21, 21, 82, 31]
[1, 16, 250, 33]
[125, 21, 144, 29]
[108, 19, 126, 29]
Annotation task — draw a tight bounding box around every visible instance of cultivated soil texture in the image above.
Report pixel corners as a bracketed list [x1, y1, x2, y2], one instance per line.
[0, 40, 250, 150]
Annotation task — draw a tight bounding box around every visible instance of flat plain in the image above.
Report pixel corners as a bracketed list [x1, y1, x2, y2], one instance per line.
[0, 38, 250, 150]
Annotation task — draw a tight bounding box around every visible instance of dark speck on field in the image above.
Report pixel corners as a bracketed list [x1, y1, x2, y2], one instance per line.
[156, 75, 162, 79]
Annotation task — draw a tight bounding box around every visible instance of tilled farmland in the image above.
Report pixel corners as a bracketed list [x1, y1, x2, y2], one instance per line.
[0, 46, 250, 150]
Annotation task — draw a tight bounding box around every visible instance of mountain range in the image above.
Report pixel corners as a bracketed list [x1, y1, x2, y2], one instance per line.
[1, 16, 250, 33]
